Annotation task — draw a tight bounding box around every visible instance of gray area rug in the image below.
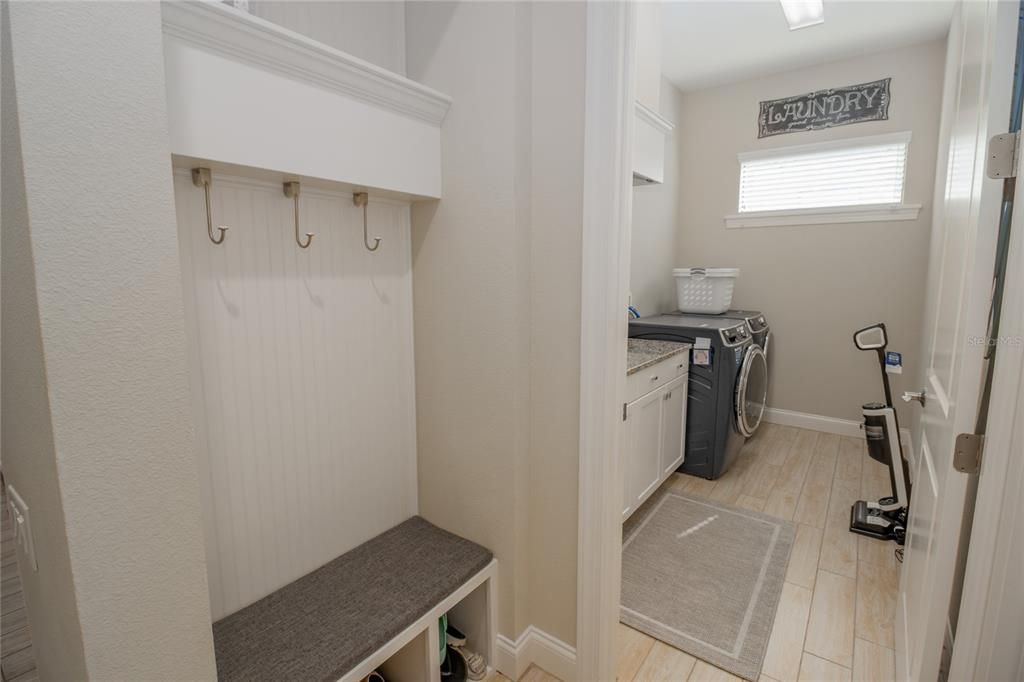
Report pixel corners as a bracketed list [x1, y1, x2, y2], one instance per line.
[621, 488, 795, 681]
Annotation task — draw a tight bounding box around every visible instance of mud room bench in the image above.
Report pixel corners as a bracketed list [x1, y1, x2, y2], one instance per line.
[211, 516, 497, 682]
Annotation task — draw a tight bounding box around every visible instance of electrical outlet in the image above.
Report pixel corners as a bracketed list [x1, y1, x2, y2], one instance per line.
[6, 485, 38, 572]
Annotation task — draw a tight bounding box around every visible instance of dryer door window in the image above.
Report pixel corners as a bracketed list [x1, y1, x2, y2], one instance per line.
[735, 345, 768, 437]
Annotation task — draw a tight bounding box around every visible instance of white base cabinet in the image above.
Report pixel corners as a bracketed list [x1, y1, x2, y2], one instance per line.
[622, 353, 689, 520]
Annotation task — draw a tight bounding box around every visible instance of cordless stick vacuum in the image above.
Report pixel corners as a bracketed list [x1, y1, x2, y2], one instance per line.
[849, 323, 911, 545]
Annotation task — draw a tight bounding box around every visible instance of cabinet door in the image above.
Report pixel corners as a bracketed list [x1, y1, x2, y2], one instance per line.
[660, 375, 688, 476]
[623, 389, 663, 519]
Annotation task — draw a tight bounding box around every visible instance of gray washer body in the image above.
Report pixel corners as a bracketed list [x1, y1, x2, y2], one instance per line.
[628, 313, 753, 480]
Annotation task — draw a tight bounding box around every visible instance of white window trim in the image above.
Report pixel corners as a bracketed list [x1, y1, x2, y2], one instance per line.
[726, 202, 922, 228]
[728, 131, 919, 228]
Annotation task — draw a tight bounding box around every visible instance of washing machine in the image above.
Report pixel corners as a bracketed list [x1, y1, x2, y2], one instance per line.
[690, 309, 772, 359]
[628, 313, 768, 479]
[726, 309, 771, 359]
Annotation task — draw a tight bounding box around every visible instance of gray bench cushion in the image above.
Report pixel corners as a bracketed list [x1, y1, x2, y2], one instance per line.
[212, 516, 493, 681]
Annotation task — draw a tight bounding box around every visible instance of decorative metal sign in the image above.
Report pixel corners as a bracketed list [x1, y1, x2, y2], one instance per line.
[758, 78, 891, 138]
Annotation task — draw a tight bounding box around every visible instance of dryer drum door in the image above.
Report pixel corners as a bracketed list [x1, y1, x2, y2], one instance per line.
[735, 345, 768, 437]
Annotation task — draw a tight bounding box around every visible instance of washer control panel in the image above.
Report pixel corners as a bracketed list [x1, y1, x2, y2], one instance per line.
[720, 323, 749, 347]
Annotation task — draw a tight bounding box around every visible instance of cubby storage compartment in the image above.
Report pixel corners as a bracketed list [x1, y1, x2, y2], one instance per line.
[445, 578, 497, 672]
[161, 1, 451, 199]
[345, 560, 498, 682]
[378, 628, 435, 682]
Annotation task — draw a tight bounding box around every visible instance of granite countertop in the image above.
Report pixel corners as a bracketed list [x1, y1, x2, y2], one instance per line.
[627, 339, 691, 375]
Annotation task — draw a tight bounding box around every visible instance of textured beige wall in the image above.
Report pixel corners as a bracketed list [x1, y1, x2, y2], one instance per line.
[525, 1, 584, 645]
[406, 0, 527, 640]
[631, 79, 686, 316]
[249, 1, 407, 75]
[673, 40, 946, 423]
[3, 3, 216, 677]
[406, 1, 584, 646]
[1, 6, 90, 677]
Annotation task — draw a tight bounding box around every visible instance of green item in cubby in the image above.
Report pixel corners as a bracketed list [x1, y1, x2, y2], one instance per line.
[439, 613, 448, 658]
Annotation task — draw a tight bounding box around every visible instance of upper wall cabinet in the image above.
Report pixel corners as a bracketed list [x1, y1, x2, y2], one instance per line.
[633, 102, 674, 185]
[634, 3, 663, 113]
[161, 1, 451, 199]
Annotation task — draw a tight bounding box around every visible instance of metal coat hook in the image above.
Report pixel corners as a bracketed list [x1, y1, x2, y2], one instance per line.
[354, 192, 380, 252]
[191, 168, 229, 245]
[284, 181, 314, 249]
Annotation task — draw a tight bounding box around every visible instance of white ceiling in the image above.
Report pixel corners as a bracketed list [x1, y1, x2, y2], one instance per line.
[661, 1, 955, 91]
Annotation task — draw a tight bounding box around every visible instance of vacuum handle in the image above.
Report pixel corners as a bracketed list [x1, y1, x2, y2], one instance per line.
[902, 390, 926, 407]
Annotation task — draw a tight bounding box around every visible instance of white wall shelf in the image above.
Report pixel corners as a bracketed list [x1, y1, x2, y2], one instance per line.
[161, 1, 452, 199]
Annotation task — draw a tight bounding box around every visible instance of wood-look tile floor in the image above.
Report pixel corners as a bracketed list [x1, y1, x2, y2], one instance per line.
[1, 484, 38, 682]
[497, 424, 901, 682]
[621, 423, 901, 682]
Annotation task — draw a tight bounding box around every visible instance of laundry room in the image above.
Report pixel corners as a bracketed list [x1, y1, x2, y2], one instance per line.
[6, 1, 1022, 681]
[618, 2, 956, 680]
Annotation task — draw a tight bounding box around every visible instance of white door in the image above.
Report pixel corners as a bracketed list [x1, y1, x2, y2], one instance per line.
[623, 389, 663, 518]
[898, 2, 1017, 680]
[660, 375, 687, 476]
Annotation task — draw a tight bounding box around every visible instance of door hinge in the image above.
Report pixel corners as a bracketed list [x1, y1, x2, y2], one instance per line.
[986, 132, 1019, 179]
[623, 403, 628, 421]
[953, 433, 985, 474]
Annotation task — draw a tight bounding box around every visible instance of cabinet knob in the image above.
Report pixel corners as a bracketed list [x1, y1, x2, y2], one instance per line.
[650, 375, 659, 381]
[664, 391, 672, 400]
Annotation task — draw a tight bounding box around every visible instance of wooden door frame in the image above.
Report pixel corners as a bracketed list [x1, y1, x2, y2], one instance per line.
[948, 108, 1024, 680]
[575, 1, 636, 680]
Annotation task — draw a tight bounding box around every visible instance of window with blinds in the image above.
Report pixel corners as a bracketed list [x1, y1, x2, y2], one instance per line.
[738, 132, 911, 214]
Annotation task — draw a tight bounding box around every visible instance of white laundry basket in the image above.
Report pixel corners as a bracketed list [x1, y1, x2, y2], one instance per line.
[673, 268, 739, 314]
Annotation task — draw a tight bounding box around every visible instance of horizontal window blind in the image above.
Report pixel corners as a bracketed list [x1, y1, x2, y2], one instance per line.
[739, 137, 909, 213]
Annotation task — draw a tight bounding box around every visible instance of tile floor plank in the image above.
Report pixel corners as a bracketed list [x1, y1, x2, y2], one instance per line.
[794, 435, 839, 528]
[681, 474, 718, 499]
[618, 624, 657, 682]
[857, 535, 898, 571]
[852, 638, 896, 682]
[855, 560, 898, 649]
[734, 494, 767, 513]
[804, 570, 857, 668]
[762, 437, 814, 520]
[520, 665, 563, 682]
[632, 640, 697, 682]
[761, 581, 813, 681]
[818, 478, 860, 579]
[836, 437, 865, 484]
[798, 652, 852, 682]
[741, 460, 782, 501]
[688, 660, 743, 682]
[785, 524, 823, 590]
[764, 426, 794, 467]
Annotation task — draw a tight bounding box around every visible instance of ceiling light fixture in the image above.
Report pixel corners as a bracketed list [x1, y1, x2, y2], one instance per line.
[779, 0, 824, 30]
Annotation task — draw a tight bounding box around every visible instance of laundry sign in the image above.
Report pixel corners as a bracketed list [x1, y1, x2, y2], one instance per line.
[758, 78, 891, 138]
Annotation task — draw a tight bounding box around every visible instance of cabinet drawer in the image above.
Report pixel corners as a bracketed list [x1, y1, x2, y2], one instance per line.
[626, 351, 689, 403]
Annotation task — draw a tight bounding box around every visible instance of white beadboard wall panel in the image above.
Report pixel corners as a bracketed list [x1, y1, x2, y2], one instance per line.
[173, 171, 418, 619]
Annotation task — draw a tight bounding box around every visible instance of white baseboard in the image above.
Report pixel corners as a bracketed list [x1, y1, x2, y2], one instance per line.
[495, 626, 576, 682]
[763, 407, 913, 465]
[762, 407, 863, 437]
